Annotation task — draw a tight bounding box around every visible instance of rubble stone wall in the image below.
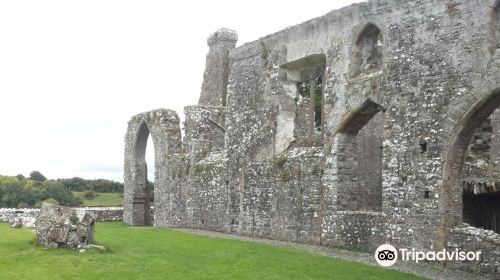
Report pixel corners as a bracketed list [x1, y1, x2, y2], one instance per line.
[123, 1, 500, 277]
[447, 225, 500, 275]
[0, 207, 124, 226]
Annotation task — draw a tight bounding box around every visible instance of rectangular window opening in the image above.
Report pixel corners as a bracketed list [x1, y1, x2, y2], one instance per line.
[314, 75, 323, 131]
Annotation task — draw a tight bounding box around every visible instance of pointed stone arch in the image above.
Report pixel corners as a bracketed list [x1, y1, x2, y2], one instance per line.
[123, 109, 182, 226]
[439, 88, 500, 243]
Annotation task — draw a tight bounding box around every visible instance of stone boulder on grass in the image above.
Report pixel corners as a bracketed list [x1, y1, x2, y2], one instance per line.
[35, 203, 96, 249]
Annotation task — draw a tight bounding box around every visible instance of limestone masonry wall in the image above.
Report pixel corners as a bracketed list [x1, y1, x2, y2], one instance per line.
[124, 0, 500, 277]
[0, 207, 123, 227]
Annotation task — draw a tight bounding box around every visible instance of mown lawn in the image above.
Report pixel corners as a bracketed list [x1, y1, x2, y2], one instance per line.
[72, 192, 123, 207]
[0, 222, 424, 280]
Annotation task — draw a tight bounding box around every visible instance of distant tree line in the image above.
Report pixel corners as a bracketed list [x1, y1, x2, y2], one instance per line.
[0, 171, 126, 208]
[56, 177, 124, 193]
[0, 174, 81, 208]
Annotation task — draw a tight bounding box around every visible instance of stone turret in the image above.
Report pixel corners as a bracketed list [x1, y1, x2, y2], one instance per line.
[198, 28, 238, 106]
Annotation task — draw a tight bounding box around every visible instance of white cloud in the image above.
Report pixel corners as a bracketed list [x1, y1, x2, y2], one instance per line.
[0, 0, 364, 182]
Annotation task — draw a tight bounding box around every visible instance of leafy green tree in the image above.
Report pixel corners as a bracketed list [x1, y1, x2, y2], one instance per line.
[42, 181, 81, 206]
[0, 176, 22, 187]
[29, 171, 47, 182]
[0, 175, 82, 208]
[89, 179, 124, 193]
[57, 177, 88, 191]
[58, 177, 123, 193]
[0, 174, 127, 208]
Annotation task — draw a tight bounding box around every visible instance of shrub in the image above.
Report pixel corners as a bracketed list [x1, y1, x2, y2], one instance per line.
[35, 198, 59, 208]
[83, 190, 97, 200]
[17, 202, 29, 208]
[69, 212, 78, 225]
[43, 198, 59, 206]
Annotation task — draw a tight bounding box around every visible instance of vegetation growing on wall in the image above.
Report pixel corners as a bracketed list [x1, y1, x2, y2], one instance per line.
[281, 172, 291, 182]
[275, 156, 287, 168]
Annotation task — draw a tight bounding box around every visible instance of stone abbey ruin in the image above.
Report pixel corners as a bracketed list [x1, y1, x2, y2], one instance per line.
[124, 0, 500, 275]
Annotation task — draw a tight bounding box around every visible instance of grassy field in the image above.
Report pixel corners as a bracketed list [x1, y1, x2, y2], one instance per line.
[0, 222, 424, 280]
[72, 192, 123, 207]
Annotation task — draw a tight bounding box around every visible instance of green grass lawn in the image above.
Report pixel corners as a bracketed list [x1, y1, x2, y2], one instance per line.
[0, 222, 424, 280]
[72, 192, 123, 207]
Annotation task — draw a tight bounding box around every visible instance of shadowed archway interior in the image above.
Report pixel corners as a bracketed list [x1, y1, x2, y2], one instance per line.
[131, 121, 153, 226]
[441, 88, 500, 242]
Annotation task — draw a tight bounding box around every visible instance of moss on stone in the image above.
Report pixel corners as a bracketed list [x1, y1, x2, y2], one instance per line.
[281, 172, 291, 182]
[275, 156, 287, 168]
[312, 165, 323, 176]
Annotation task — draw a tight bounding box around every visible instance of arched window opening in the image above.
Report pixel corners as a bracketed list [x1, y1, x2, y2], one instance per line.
[349, 24, 383, 78]
[334, 100, 385, 212]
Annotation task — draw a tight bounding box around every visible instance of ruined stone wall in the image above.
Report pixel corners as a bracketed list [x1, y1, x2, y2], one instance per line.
[183, 105, 226, 162]
[123, 0, 500, 276]
[233, 148, 324, 244]
[447, 225, 500, 275]
[123, 109, 182, 227]
[491, 110, 500, 179]
[185, 152, 228, 231]
[0, 207, 124, 227]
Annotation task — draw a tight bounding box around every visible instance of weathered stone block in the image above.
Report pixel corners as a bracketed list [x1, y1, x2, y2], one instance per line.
[35, 203, 95, 249]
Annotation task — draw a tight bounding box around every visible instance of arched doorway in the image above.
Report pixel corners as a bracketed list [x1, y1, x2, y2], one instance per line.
[126, 121, 153, 226]
[333, 99, 385, 212]
[123, 109, 182, 227]
[440, 88, 500, 244]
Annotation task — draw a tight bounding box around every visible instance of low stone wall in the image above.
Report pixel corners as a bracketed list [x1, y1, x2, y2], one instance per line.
[447, 224, 500, 276]
[76, 207, 123, 222]
[0, 208, 39, 227]
[0, 207, 124, 227]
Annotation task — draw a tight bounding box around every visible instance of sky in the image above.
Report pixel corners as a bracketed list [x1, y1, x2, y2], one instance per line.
[0, 0, 364, 182]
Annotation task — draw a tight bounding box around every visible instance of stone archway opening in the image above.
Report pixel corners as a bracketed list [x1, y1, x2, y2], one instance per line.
[441, 89, 500, 239]
[128, 121, 155, 226]
[124, 109, 182, 228]
[145, 128, 155, 224]
[333, 99, 385, 212]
